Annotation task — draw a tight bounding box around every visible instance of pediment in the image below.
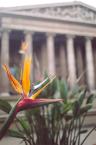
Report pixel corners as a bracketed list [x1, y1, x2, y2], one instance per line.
[2, 2, 96, 24]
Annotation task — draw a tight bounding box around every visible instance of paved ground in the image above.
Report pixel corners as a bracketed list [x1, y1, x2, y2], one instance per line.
[0, 137, 24, 145]
[0, 129, 96, 145]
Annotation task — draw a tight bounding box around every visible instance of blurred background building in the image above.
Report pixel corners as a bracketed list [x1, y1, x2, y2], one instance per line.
[0, 1, 96, 95]
[0, 1, 96, 145]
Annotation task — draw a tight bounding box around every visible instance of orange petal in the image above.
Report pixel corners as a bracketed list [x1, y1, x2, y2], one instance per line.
[22, 55, 31, 95]
[3, 65, 23, 94]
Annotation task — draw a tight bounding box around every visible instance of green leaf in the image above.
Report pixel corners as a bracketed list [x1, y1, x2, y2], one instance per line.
[78, 89, 86, 106]
[60, 80, 68, 102]
[0, 99, 12, 113]
[71, 85, 80, 96]
[7, 129, 24, 139]
[63, 102, 73, 113]
[79, 104, 92, 114]
[0, 101, 18, 139]
[56, 79, 60, 92]
[17, 118, 30, 136]
[0, 97, 21, 140]
[86, 94, 94, 104]
[72, 100, 80, 117]
[64, 114, 73, 121]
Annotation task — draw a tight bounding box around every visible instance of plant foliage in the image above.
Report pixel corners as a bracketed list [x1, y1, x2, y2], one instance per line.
[0, 78, 96, 145]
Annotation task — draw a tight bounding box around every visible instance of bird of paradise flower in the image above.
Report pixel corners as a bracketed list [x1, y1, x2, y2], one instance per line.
[0, 55, 62, 140]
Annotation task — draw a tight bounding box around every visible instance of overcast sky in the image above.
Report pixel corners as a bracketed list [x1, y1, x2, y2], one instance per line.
[0, 0, 96, 8]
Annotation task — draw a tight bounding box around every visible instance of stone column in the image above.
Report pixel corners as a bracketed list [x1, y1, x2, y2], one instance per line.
[46, 33, 55, 75]
[41, 43, 48, 74]
[59, 45, 67, 79]
[24, 31, 34, 80]
[76, 46, 85, 85]
[24, 31, 33, 55]
[0, 29, 10, 96]
[66, 35, 76, 86]
[85, 37, 95, 90]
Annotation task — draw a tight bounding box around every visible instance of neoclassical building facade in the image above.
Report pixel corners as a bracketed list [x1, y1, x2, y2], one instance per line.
[0, 1, 96, 95]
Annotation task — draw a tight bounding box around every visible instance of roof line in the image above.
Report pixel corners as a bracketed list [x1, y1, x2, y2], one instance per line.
[0, 10, 96, 27]
[1, 1, 96, 12]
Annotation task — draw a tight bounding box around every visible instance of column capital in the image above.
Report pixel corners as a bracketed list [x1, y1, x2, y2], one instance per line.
[46, 32, 56, 38]
[66, 34, 75, 39]
[23, 30, 34, 35]
[85, 36, 93, 41]
[0, 28, 11, 33]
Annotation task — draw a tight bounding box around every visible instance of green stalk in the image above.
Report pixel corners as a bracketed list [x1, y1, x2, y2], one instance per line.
[0, 97, 22, 140]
